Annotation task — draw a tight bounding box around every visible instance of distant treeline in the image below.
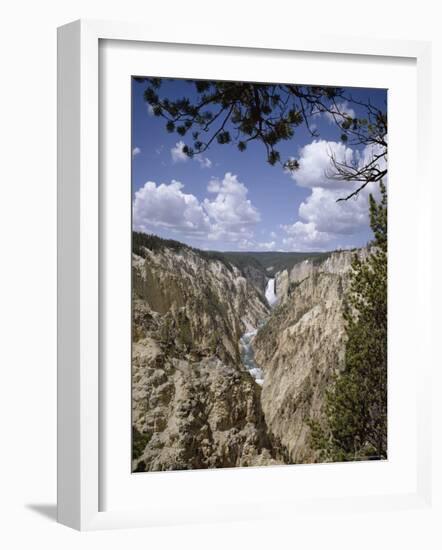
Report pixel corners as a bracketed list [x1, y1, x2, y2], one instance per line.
[133, 231, 236, 272]
[133, 231, 333, 276]
[222, 250, 331, 276]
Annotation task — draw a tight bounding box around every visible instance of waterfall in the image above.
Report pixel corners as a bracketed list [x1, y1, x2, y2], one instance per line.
[265, 278, 278, 307]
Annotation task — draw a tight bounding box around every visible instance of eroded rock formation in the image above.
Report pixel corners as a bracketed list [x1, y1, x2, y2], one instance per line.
[132, 244, 280, 471]
[255, 249, 368, 463]
[132, 239, 366, 470]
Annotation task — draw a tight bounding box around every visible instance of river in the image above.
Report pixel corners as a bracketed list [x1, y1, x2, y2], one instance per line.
[240, 328, 263, 385]
[240, 278, 278, 385]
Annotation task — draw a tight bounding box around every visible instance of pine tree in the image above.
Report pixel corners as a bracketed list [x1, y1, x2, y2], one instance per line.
[136, 78, 387, 199]
[309, 183, 387, 462]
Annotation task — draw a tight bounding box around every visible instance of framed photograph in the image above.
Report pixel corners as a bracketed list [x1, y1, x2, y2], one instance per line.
[57, 19, 432, 530]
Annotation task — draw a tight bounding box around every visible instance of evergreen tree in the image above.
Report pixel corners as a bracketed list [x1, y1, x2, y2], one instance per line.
[309, 182, 387, 461]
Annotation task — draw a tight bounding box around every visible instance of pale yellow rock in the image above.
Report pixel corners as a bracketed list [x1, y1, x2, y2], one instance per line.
[131, 245, 279, 472]
[132, 242, 366, 470]
[253, 249, 368, 463]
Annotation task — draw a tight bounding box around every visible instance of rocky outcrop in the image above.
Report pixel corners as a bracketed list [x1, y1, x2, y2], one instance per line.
[275, 269, 289, 302]
[240, 264, 268, 296]
[254, 249, 367, 463]
[132, 344, 278, 471]
[275, 249, 368, 304]
[131, 244, 280, 471]
[133, 247, 269, 364]
[132, 238, 368, 470]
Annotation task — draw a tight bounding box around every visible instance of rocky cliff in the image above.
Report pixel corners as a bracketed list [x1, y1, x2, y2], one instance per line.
[254, 249, 367, 463]
[131, 241, 281, 471]
[275, 249, 368, 304]
[132, 234, 367, 470]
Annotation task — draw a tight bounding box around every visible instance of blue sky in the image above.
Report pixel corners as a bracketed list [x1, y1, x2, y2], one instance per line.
[132, 78, 387, 252]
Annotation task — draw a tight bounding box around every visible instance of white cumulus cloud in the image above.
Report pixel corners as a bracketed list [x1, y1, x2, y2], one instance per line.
[132, 180, 210, 236]
[324, 101, 356, 125]
[290, 140, 355, 190]
[133, 172, 261, 246]
[237, 238, 255, 250]
[283, 139, 384, 250]
[257, 241, 276, 250]
[170, 141, 212, 169]
[282, 221, 331, 251]
[195, 155, 212, 169]
[170, 141, 189, 163]
[204, 172, 260, 241]
[132, 146, 141, 158]
[298, 187, 369, 235]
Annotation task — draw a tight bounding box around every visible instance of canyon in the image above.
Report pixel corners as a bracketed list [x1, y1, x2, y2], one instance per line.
[131, 232, 365, 471]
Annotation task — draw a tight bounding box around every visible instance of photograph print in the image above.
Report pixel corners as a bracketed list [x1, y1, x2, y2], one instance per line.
[131, 77, 387, 472]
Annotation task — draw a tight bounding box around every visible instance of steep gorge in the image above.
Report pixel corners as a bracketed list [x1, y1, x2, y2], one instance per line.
[254, 250, 368, 463]
[132, 240, 280, 471]
[132, 234, 365, 471]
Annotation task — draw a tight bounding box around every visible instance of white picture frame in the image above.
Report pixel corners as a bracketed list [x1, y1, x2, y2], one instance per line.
[57, 19, 433, 531]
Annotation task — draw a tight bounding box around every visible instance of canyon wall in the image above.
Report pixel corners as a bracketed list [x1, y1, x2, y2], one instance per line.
[254, 249, 367, 463]
[132, 237, 367, 470]
[131, 244, 280, 471]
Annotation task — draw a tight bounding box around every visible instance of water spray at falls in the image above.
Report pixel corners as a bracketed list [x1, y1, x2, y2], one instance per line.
[265, 278, 278, 307]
